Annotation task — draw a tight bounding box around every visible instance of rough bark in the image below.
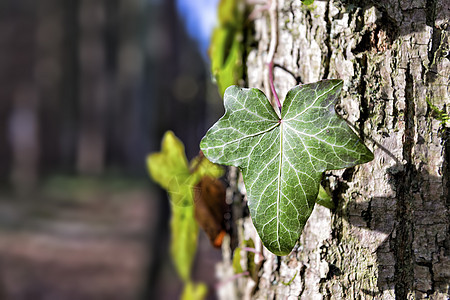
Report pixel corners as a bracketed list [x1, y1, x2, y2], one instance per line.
[216, 0, 449, 299]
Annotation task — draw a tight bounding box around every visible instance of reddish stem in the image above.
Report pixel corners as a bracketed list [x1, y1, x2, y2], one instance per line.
[268, 61, 282, 113]
[215, 271, 250, 289]
[241, 247, 264, 261]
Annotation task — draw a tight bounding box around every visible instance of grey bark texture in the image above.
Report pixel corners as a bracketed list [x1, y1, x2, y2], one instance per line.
[216, 0, 449, 299]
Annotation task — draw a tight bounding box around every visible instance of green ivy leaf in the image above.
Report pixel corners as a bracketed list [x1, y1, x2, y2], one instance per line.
[200, 80, 373, 255]
[209, 0, 244, 96]
[147, 131, 223, 281]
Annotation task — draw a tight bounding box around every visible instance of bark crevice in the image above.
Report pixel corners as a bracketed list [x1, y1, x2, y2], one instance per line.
[393, 63, 415, 299]
[322, 0, 332, 79]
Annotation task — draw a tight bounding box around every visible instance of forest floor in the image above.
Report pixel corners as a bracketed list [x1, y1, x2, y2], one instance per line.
[0, 175, 222, 300]
[0, 176, 155, 300]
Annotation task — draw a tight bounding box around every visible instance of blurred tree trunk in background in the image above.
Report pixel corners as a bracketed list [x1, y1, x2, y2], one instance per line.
[37, 0, 64, 175]
[9, 83, 40, 193]
[114, 0, 151, 174]
[0, 0, 12, 181]
[0, 0, 215, 182]
[219, 0, 449, 299]
[0, 2, 40, 193]
[77, 0, 107, 175]
[0, 0, 165, 182]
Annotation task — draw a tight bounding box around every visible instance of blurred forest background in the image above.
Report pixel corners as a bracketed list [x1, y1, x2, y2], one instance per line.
[0, 0, 222, 299]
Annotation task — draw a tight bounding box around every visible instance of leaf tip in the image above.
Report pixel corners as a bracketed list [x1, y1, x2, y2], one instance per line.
[223, 84, 240, 96]
[365, 148, 375, 162]
[270, 248, 292, 257]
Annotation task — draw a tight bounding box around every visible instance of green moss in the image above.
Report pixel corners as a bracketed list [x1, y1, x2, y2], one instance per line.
[426, 96, 449, 128]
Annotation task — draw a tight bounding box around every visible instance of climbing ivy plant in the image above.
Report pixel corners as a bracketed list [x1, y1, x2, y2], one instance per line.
[200, 79, 373, 255]
[209, 0, 245, 96]
[147, 131, 223, 299]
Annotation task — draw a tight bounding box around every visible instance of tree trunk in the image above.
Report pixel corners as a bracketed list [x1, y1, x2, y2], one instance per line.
[217, 0, 449, 299]
[76, 0, 108, 175]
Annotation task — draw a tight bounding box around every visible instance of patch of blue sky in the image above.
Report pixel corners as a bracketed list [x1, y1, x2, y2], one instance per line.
[176, 0, 219, 61]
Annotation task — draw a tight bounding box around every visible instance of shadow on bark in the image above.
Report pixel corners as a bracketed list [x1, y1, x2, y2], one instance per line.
[333, 129, 449, 297]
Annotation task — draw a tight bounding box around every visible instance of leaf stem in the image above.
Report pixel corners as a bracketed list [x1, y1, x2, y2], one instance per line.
[215, 271, 250, 289]
[265, 0, 281, 113]
[268, 61, 281, 112]
[242, 247, 265, 261]
[281, 270, 298, 286]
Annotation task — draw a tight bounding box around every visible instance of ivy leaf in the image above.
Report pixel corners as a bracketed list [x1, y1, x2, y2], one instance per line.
[209, 0, 244, 96]
[147, 131, 223, 281]
[200, 80, 373, 255]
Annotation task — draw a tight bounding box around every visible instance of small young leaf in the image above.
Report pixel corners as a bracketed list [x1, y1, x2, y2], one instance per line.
[244, 239, 260, 280]
[232, 247, 244, 274]
[181, 281, 208, 300]
[148, 131, 189, 193]
[147, 131, 223, 281]
[200, 80, 373, 255]
[232, 239, 261, 279]
[301, 0, 315, 5]
[316, 185, 335, 209]
[209, 0, 244, 96]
